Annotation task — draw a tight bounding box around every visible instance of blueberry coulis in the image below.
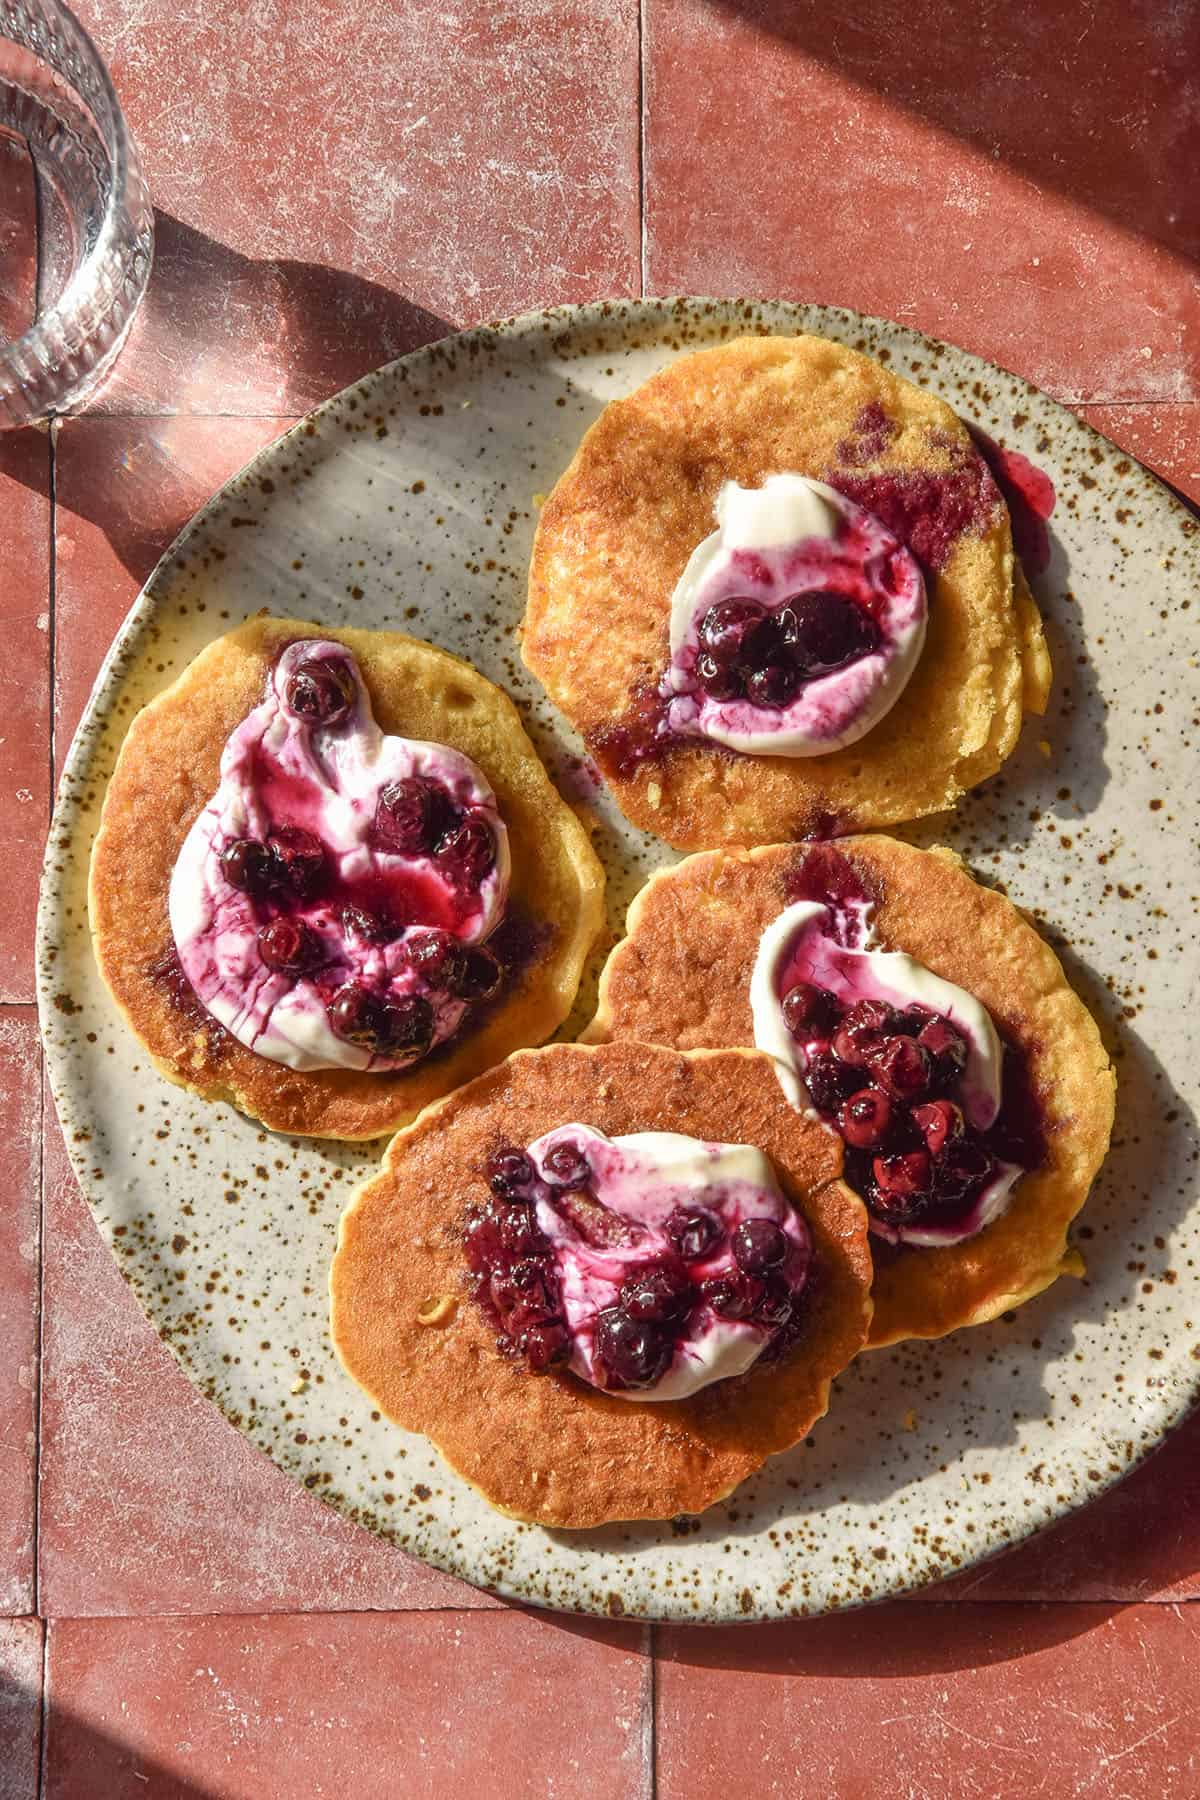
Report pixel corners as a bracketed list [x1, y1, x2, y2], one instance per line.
[464, 1135, 813, 1389]
[778, 848, 1047, 1240]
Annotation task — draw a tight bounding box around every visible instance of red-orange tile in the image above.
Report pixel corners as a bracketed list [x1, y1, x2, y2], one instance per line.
[45, 1611, 650, 1798]
[0, 1012, 40, 1618]
[1078, 403, 1200, 508]
[644, 1, 1199, 403]
[0, 1617, 43, 1800]
[52, 415, 294, 774]
[38, 1113, 500, 1615]
[657, 1603, 1200, 1799]
[79, 0, 640, 414]
[0, 431, 50, 1002]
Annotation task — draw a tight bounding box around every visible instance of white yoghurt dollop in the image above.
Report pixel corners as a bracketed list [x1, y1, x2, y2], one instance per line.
[169, 639, 510, 1073]
[528, 1126, 811, 1402]
[663, 474, 928, 755]
[750, 900, 1022, 1246]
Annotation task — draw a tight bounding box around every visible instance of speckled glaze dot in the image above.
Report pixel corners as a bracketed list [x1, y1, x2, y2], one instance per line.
[36, 299, 1200, 1623]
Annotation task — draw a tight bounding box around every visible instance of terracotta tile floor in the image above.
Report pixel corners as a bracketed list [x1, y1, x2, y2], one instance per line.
[3, 0, 1198, 1792]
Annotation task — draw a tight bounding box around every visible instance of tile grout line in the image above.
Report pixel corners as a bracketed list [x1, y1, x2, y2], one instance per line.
[637, 0, 647, 298]
[23, 1595, 1200, 1624]
[37, 1615, 48, 1800]
[33, 420, 57, 1649]
[647, 1620, 658, 1800]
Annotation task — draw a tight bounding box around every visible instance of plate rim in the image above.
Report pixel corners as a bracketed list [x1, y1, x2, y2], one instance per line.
[36, 293, 1200, 1623]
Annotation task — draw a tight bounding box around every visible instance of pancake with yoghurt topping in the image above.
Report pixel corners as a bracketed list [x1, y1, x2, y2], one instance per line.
[586, 839, 1114, 1347]
[523, 333, 1051, 850]
[89, 614, 605, 1140]
[330, 1041, 873, 1527]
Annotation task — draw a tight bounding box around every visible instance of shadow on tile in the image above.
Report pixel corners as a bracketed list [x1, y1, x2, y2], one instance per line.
[98, 210, 456, 418]
[650, 1594, 1128, 1672]
[37, 1693, 223, 1800]
[700, 1, 1200, 268]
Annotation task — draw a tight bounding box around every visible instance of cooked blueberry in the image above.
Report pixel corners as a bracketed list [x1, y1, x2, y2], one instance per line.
[832, 1019, 886, 1070]
[699, 1274, 755, 1321]
[869, 1036, 933, 1102]
[285, 656, 355, 725]
[731, 1218, 788, 1275]
[751, 1277, 794, 1329]
[451, 945, 502, 1002]
[220, 837, 273, 896]
[521, 1320, 570, 1373]
[933, 1140, 995, 1203]
[843, 999, 895, 1035]
[542, 1140, 591, 1190]
[666, 1207, 722, 1262]
[462, 1206, 503, 1271]
[341, 904, 389, 942]
[437, 813, 496, 884]
[256, 917, 319, 973]
[327, 982, 383, 1047]
[404, 929, 462, 986]
[837, 1086, 893, 1149]
[267, 826, 325, 897]
[781, 981, 835, 1039]
[375, 776, 452, 854]
[916, 1014, 968, 1081]
[620, 1262, 693, 1322]
[498, 1203, 542, 1257]
[872, 1148, 933, 1200]
[326, 984, 432, 1058]
[695, 651, 742, 700]
[743, 656, 799, 709]
[895, 1005, 932, 1037]
[912, 1098, 964, 1156]
[487, 1145, 535, 1198]
[784, 590, 878, 674]
[375, 993, 435, 1060]
[803, 1049, 866, 1115]
[697, 597, 764, 664]
[594, 1307, 672, 1388]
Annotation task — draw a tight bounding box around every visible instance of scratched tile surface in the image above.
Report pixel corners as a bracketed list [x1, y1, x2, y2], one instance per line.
[6, 0, 1200, 1786]
[643, 0, 1200, 403]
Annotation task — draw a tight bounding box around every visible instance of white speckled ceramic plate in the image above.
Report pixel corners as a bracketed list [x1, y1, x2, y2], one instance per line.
[38, 300, 1200, 1622]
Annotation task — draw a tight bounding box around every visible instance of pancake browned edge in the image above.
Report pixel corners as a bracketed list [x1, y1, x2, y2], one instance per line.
[523, 334, 1051, 850]
[88, 614, 606, 1141]
[329, 1042, 872, 1528]
[586, 839, 1115, 1348]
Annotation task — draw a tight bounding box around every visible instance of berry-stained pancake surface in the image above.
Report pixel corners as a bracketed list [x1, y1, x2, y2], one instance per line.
[523, 334, 1051, 849]
[89, 615, 605, 1140]
[588, 838, 1114, 1346]
[330, 1042, 873, 1527]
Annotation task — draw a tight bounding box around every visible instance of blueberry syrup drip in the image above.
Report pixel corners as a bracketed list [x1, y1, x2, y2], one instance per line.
[464, 1134, 812, 1392]
[829, 430, 1003, 575]
[836, 403, 898, 468]
[783, 844, 879, 945]
[969, 429, 1056, 576]
[586, 683, 672, 782]
[144, 944, 229, 1047]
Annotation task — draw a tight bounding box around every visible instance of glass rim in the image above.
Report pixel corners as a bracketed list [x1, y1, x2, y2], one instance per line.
[0, 0, 154, 421]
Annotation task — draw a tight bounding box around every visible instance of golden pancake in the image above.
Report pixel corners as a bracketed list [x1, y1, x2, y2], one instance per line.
[587, 838, 1114, 1346]
[330, 1042, 873, 1527]
[89, 615, 605, 1140]
[523, 335, 1050, 850]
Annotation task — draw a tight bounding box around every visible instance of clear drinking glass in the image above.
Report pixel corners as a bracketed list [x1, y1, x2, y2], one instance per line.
[0, 0, 153, 428]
